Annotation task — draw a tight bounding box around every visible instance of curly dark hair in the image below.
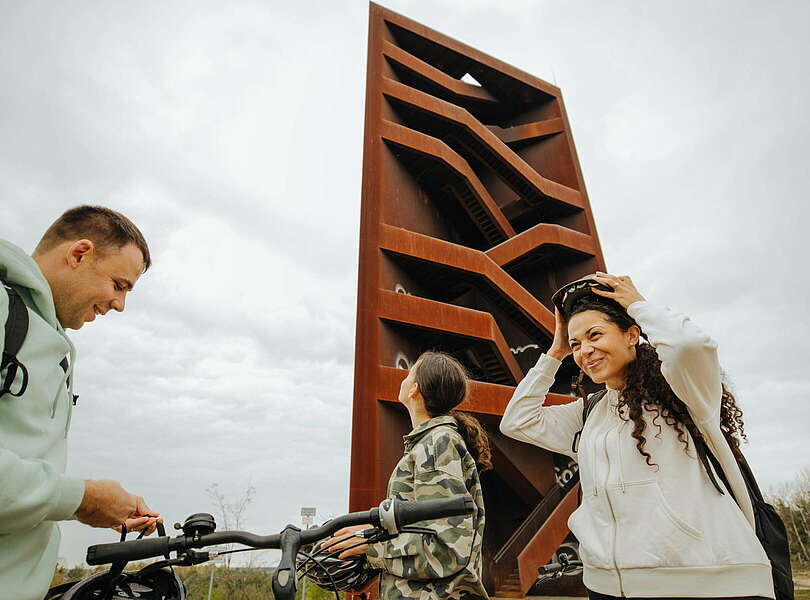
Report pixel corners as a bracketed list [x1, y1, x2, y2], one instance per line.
[569, 296, 747, 467]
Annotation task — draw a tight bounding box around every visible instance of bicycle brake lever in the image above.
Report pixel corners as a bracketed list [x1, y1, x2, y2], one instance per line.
[174, 549, 211, 566]
[363, 526, 436, 545]
[398, 526, 437, 536]
[272, 525, 301, 600]
[358, 528, 381, 539]
[355, 526, 432, 538]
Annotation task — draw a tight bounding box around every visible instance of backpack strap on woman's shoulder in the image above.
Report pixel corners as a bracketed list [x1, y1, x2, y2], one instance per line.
[571, 388, 608, 453]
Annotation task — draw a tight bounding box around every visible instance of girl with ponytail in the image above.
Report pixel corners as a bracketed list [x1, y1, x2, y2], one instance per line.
[329, 351, 491, 600]
[501, 273, 774, 600]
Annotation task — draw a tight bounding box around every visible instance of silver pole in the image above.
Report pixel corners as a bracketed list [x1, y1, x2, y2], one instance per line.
[206, 565, 215, 600]
[300, 507, 317, 600]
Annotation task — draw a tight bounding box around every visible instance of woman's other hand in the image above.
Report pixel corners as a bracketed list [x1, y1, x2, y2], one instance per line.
[547, 307, 572, 360]
[592, 272, 646, 309]
[325, 524, 370, 559]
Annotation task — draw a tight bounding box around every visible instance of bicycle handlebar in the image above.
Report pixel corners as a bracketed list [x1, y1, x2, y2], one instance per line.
[538, 559, 583, 575]
[86, 495, 474, 566]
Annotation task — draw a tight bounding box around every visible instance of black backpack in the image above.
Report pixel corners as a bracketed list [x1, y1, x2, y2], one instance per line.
[573, 390, 794, 600]
[1, 280, 30, 398]
[702, 446, 794, 600]
[1, 279, 75, 402]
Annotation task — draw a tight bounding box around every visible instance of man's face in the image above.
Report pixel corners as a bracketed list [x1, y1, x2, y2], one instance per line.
[53, 242, 145, 330]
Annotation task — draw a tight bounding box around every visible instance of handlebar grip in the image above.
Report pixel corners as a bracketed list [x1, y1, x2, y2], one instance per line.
[538, 562, 561, 575]
[394, 495, 475, 528]
[86, 536, 170, 565]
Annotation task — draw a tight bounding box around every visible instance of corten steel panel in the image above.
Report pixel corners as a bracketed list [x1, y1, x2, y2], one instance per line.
[349, 4, 606, 597]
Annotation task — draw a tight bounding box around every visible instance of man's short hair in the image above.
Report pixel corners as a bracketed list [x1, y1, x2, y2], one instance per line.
[36, 206, 152, 272]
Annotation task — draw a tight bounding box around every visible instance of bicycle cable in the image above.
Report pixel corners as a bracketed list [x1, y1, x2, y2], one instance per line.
[295, 549, 341, 600]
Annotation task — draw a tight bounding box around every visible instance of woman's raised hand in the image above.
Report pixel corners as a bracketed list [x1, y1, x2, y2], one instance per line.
[547, 307, 572, 361]
[592, 272, 646, 309]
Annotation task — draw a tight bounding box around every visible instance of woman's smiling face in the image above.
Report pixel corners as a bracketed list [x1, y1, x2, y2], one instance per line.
[568, 309, 639, 389]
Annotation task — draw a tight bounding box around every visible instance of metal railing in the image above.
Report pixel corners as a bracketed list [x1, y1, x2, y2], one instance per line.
[491, 481, 563, 592]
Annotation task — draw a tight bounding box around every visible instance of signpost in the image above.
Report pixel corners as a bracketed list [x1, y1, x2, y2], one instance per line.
[301, 507, 317, 528]
[300, 507, 317, 600]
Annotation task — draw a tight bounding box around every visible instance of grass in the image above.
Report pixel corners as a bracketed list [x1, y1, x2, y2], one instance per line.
[795, 565, 810, 598]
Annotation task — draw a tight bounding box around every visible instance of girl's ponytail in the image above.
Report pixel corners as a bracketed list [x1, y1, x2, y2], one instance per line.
[450, 410, 493, 471]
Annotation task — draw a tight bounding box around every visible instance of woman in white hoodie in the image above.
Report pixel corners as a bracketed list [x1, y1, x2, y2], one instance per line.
[500, 272, 774, 600]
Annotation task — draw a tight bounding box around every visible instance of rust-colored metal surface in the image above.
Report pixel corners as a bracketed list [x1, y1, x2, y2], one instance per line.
[518, 484, 584, 593]
[349, 4, 606, 597]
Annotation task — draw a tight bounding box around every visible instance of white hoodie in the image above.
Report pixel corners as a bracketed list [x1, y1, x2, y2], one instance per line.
[500, 301, 774, 598]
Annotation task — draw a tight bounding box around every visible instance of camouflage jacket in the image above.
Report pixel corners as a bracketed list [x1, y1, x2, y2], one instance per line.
[365, 415, 489, 600]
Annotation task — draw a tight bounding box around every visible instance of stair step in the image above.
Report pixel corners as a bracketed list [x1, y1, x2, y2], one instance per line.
[495, 567, 523, 598]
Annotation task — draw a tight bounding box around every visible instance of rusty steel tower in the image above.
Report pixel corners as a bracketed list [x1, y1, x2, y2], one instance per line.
[349, 4, 606, 597]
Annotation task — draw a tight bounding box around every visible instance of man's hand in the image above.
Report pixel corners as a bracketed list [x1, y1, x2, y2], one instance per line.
[75, 480, 159, 533]
[115, 515, 162, 536]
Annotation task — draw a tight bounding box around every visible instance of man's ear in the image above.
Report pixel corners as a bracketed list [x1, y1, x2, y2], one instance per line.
[408, 381, 420, 400]
[66, 239, 95, 269]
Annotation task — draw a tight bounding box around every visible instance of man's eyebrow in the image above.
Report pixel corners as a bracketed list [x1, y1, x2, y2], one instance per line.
[119, 278, 134, 291]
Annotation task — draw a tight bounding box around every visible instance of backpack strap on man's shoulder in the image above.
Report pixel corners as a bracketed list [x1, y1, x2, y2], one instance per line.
[1, 280, 30, 398]
[571, 388, 608, 453]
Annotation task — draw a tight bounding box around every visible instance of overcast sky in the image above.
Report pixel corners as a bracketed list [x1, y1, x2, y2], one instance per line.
[1, 0, 807, 567]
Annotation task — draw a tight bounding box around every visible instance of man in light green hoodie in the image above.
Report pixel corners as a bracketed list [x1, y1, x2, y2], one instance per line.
[1, 206, 160, 600]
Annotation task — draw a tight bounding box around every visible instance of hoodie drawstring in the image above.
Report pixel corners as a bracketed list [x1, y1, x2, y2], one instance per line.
[52, 331, 77, 437]
[612, 392, 627, 493]
[591, 415, 599, 496]
[617, 420, 627, 494]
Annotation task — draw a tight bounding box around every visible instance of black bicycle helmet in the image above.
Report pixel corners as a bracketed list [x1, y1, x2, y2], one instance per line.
[551, 274, 613, 319]
[296, 538, 380, 592]
[45, 565, 186, 600]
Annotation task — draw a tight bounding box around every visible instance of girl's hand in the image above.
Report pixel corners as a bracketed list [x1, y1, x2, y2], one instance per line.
[547, 307, 571, 360]
[324, 524, 370, 559]
[592, 272, 646, 309]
